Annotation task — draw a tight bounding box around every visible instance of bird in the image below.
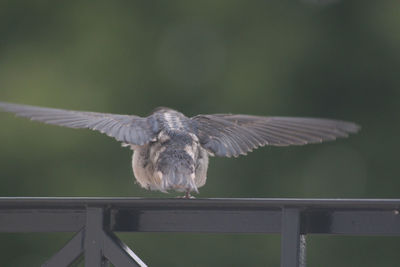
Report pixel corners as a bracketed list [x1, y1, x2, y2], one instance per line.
[0, 102, 360, 198]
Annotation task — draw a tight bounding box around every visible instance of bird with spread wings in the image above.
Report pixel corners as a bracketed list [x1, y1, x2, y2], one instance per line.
[0, 102, 360, 198]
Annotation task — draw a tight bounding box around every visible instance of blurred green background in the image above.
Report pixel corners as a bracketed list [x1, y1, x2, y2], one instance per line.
[0, 0, 399, 266]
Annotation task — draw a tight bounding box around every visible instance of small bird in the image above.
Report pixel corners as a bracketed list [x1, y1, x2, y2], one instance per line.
[0, 102, 360, 198]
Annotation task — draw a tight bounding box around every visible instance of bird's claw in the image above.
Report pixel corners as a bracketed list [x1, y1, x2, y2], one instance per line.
[176, 192, 195, 199]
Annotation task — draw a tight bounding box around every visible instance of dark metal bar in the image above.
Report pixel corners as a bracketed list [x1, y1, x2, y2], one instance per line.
[281, 208, 302, 267]
[103, 230, 147, 267]
[0, 209, 85, 232]
[0, 200, 399, 235]
[0, 197, 399, 209]
[1, 198, 400, 266]
[83, 207, 147, 267]
[85, 207, 105, 267]
[111, 209, 281, 233]
[302, 209, 400, 235]
[101, 259, 111, 267]
[42, 228, 85, 267]
[1, 209, 397, 235]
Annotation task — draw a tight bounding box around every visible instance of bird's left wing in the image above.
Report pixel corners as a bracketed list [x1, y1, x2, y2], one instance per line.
[192, 114, 360, 157]
[0, 102, 157, 145]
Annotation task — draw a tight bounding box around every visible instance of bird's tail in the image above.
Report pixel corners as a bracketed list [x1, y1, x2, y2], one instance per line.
[162, 167, 198, 193]
[157, 150, 198, 193]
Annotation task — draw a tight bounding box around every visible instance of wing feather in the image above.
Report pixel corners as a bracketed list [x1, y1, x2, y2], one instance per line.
[192, 114, 360, 157]
[0, 102, 157, 145]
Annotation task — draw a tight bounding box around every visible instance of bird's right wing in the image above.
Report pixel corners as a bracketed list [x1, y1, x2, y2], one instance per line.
[192, 114, 360, 157]
[0, 102, 157, 145]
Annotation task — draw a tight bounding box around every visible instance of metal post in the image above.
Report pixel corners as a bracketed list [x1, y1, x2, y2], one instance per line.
[84, 206, 146, 267]
[85, 207, 106, 267]
[281, 208, 305, 267]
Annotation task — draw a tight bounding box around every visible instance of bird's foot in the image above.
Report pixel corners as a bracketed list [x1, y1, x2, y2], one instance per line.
[176, 191, 195, 199]
[185, 191, 195, 199]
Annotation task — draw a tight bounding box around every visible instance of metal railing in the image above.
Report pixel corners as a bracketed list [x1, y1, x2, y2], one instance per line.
[0, 197, 399, 267]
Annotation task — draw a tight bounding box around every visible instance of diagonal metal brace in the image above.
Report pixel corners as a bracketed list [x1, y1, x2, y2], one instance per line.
[43, 207, 147, 267]
[104, 229, 147, 266]
[42, 228, 85, 267]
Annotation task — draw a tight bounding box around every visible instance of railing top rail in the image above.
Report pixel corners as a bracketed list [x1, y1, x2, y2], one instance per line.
[0, 197, 399, 209]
